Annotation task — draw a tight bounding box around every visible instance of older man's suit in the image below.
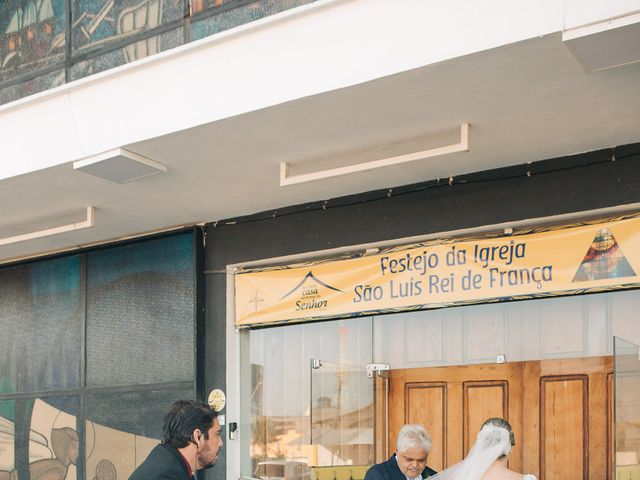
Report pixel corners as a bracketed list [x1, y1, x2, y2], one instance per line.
[128, 444, 191, 480]
[364, 454, 437, 480]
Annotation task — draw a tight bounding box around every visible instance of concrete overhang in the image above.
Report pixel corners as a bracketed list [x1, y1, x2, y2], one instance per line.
[0, 0, 639, 264]
[563, 12, 640, 72]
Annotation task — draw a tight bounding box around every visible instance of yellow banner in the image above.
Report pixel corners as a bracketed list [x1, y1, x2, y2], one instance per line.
[235, 215, 640, 327]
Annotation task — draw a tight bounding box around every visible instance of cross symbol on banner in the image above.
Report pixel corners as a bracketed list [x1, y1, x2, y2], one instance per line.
[249, 291, 264, 311]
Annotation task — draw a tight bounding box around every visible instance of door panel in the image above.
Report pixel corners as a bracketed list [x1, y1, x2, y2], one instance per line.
[388, 356, 612, 480]
[310, 360, 374, 466]
[390, 363, 522, 472]
[463, 381, 508, 454]
[405, 382, 447, 471]
[540, 376, 588, 480]
[537, 356, 612, 480]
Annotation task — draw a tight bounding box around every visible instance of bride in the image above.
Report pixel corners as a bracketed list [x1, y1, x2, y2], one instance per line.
[430, 418, 536, 480]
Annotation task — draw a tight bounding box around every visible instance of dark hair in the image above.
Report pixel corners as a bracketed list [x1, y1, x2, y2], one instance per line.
[161, 399, 218, 448]
[482, 417, 515, 448]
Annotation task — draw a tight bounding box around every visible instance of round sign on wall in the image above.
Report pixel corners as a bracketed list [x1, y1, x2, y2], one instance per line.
[208, 389, 226, 412]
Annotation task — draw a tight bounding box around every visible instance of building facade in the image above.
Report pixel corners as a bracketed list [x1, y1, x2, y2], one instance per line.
[211, 147, 640, 480]
[1, 1, 640, 480]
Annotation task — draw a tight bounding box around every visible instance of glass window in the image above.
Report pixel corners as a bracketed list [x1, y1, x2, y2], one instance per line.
[244, 289, 640, 476]
[71, 0, 185, 55]
[0, 397, 80, 480]
[372, 291, 640, 369]
[614, 337, 640, 479]
[0, 69, 65, 104]
[0, 256, 81, 393]
[86, 233, 195, 386]
[69, 27, 183, 81]
[0, 231, 197, 480]
[85, 388, 194, 480]
[0, 400, 16, 476]
[0, 0, 65, 85]
[28, 397, 80, 480]
[1, 0, 315, 104]
[245, 318, 373, 479]
[191, 0, 314, 41]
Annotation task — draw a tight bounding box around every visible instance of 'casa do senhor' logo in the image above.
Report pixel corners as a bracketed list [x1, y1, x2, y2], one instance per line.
[280, 271, 343, 312]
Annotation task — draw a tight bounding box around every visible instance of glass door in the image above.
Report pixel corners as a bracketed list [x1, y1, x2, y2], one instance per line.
[309, 359, 388, 474]
[614, 336, 640, 480]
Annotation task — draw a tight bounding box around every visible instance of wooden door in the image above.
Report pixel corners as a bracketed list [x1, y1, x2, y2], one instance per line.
[522, 356, 613, 480]
[388, 362, 524, 472]
[387, 356, 613, 480]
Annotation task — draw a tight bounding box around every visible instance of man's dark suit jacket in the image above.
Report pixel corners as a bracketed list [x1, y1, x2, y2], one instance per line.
[364, 454, 437, 480]
[128, 444, 192, 480]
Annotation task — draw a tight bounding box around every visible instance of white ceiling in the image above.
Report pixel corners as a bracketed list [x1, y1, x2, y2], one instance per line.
[1, 33, 639, 264]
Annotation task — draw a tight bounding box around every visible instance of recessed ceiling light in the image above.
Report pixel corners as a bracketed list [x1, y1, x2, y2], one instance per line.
[73, 148, 167, 183]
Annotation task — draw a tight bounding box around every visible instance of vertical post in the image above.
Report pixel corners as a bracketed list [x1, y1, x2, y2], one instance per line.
[65, 0, 72, 83]
[78, 253, 87, 480]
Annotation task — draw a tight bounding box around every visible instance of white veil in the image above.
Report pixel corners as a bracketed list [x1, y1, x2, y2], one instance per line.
[428, 424, 512, 480]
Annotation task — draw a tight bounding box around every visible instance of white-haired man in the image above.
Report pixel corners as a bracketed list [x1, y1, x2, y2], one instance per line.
[364, 424, 437, 480]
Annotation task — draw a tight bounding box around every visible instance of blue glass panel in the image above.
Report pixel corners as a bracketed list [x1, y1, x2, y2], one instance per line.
[86, 233, 195, 386]
[191, 0, 315, 41]
[0, 256, 81, 393]
[69, 27, 183, 80]
[0, 0, 65, 84]
[71, 0, 185, 55]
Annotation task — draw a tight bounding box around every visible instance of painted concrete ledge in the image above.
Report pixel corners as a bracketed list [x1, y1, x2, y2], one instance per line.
[0, 0, 637, 181]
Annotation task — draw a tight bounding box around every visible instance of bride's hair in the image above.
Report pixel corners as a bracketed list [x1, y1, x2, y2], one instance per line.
[481, 417, 515, 457]
[427, 418, 515, 480]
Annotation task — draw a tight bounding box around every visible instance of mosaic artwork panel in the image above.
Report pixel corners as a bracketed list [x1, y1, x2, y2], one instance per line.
[85, 388, 194, 480]
[71, 0, 186, 54]
[0, 0, 66, 84]
[1, 0, 313, 104]
[0, 68, 64, 103]
[86, 233, 195, 386]
[191, 0, 315, 40]
[0, 256, 81, 394]
[0, 397, 80, 480]
[0, 400, 16, 477]
[69, 26, 182, 79]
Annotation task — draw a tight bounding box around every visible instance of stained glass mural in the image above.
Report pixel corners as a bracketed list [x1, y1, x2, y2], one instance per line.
[28, 398, 80, 480]
[1, 0, 316, 104]
[191, 0, 232, 15]
[86, 233, 195, 387]
[71, 0, 185, 54]
[85, 389, 194, 479]
[0, 401, 16, 478]
[0, 232, 198, 480]
[69, 27, 182, 80]
[191, 0, 314, 40]
[0, 256, 81, 394]
[0, 68, 64, 104]
[0, 397, 80, 480]
[0, 0, 66, 83]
